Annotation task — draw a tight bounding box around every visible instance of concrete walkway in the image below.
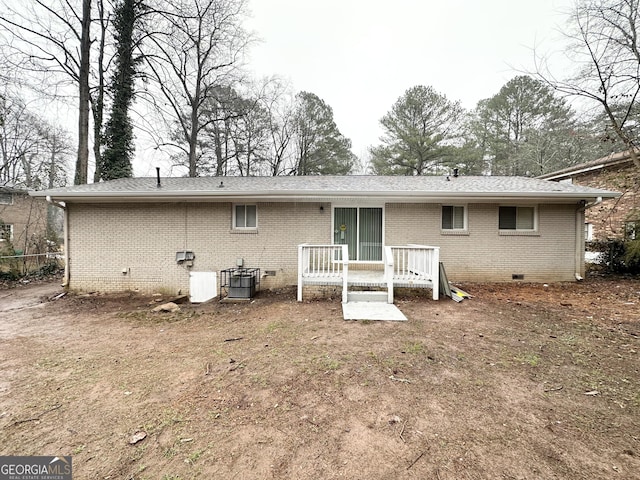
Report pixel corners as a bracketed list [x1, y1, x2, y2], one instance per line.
[342, 302, 407, 321]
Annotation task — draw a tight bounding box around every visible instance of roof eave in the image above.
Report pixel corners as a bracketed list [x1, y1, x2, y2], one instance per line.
[33, 189, 620, 203]
[539, 151, 635, 180]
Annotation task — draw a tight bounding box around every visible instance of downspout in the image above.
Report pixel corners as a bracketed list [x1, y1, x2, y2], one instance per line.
[46, 196, 69, 288]
[575, 196, 602, 281]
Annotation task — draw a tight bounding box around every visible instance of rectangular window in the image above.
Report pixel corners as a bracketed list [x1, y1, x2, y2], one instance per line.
[442, 205, 466, 230]
[0, 223, 13, 242]
[499, 206, 535, 231]
[585, 223, 594, 242]
[625, 221, 639, 240]
[234, 204, 257, 229]
[0, 192, 12, 205]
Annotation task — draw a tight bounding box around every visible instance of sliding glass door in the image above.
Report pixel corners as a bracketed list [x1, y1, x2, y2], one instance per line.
[334, 207, 383, 261]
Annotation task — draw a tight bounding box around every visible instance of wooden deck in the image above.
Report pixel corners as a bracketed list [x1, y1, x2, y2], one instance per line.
[298, 244, 440, 303]
[302, 269, 433, 288]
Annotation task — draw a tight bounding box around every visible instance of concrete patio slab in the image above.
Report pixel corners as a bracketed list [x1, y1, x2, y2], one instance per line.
[342, 302, 407, 321]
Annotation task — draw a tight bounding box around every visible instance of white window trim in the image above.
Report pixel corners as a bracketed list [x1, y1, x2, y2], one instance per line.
[585, 223, 594, 242]
[332, 204, 385, 263]
[498, 205, 538, 235]
[625, 220, 639, 240]
[0, 224, 13, 242]
[232, 204, 258, 230]
[440, 204, 468, 234]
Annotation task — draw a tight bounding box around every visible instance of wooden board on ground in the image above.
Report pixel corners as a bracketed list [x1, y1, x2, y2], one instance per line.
[439, 262, 451, 299]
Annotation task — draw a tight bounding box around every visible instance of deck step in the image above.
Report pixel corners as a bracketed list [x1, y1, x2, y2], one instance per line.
[347, 290, 388, 303]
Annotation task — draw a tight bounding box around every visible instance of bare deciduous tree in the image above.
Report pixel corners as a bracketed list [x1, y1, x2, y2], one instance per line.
[0, 0, 111, 184]
[536, 0, 640, 168]
[143, 0, 251, 177]
[257, 78, 296, 176]
[0, 92, 71, 189]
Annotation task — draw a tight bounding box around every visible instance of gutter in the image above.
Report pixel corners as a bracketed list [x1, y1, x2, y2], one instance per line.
[34, 190, 618, 204]
[574, 196, 603, 281]
[46, 196, 69, 288]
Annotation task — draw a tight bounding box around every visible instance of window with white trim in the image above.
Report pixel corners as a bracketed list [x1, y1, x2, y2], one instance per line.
[233, 204, 257, 229]
[625, 220, 639, 240]
[0, 223, 13, 242]
[0, 192, 12, 205]
[585, 223, 594, 241]
[441, 205, 466, 231]
[499, 206, 536, 231]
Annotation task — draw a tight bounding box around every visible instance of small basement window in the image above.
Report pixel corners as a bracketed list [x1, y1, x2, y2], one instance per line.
[233, 204, 257, 229]
[499, 206, 536, 231]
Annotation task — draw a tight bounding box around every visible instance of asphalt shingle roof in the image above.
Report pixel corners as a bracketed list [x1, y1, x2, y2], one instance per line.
[32, 175, 619, 201]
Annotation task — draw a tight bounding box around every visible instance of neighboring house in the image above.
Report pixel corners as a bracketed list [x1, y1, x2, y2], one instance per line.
[539, 151, 639, 242]
[31, 175, 618, 297]
[0, 185, 49, 253]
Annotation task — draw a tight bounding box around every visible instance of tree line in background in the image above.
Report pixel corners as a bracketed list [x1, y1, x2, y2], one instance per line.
[0, 0, 638, 187]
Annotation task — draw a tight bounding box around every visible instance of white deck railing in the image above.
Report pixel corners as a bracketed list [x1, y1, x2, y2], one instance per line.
[298, 243, 439, 304]
[384, 245, 439, 302]
[297, 244, 349, 302]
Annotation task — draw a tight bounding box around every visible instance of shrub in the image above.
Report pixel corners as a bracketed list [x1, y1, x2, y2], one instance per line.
[590, 239, 640, 274]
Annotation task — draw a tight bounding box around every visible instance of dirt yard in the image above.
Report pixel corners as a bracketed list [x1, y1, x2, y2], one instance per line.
[1, 277, 639, 480]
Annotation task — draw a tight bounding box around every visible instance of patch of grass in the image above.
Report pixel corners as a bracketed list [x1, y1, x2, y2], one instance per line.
[321, 355, 341, 371]
[559, 333, 578, 346]
[131, 443, 148, 461]
[515, 353, 540, 367]
[118, 309, 202, 323]
[186, 449, 204, 464]
[250, 374, 268, 386]
[34, 357, 62, 369]
[117, 311, 151, 320]
[402, 342, 425, 354]
[209, 407, 228, 420]
[264, 321, 284, 333]
[144, 408, 185, 435]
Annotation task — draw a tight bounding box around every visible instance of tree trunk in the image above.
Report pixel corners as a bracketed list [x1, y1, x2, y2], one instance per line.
[188, 98, 199, 177]
[92, 0, 107, 183]
[75, 0, 91, 185]
[48, 134, 57, 189]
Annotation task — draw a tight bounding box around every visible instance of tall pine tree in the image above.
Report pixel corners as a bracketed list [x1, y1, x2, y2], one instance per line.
[100, 0, 142, 180]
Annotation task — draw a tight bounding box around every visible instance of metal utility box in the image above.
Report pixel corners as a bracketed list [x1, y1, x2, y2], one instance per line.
[220, 267, 260, 299]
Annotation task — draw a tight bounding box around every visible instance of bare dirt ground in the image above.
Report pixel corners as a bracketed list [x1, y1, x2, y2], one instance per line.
[0, 277, 639, 480]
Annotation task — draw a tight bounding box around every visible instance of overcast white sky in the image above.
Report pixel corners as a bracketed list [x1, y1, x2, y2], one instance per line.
[245, 0, 574, 158]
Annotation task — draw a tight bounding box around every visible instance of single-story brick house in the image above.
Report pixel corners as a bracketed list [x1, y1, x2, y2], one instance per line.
[539, 151, 639, 242]
[31, 175, 618, 298]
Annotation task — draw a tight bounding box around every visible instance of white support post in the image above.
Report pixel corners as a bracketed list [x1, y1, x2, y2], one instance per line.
[297, 244, 305, 302]
[384, 246, 394, 304]
[341, 244, 349, 303]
